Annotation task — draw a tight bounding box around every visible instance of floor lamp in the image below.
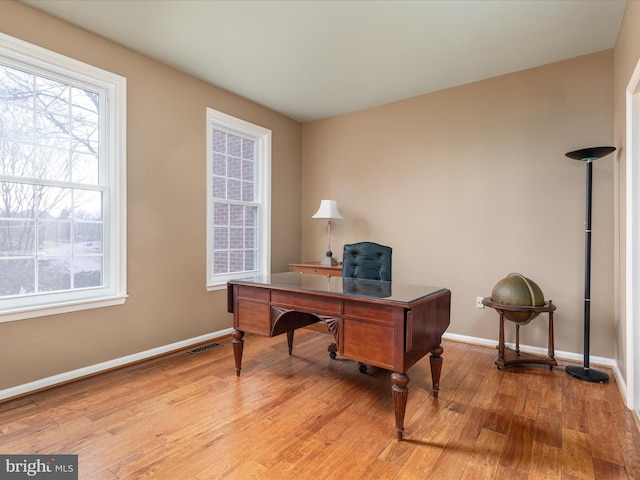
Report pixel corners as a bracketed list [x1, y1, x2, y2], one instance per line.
[564, 146, 615, 383]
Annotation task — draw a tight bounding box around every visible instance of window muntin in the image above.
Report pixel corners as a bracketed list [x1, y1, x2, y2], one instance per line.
[0, 33, 126, 322]
[206, 108, 270, 288]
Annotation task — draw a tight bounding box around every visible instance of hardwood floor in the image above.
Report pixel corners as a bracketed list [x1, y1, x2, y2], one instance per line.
[1, 328, 639, 479]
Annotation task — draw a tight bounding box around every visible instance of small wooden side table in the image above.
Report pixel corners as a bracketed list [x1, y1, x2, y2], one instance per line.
[289, 262, 342, 276]
[482, 297, 557, 369]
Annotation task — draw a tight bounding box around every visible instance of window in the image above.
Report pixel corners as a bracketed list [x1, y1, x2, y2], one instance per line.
[206, 108, 270, 289]
[0, 33, 126, 322]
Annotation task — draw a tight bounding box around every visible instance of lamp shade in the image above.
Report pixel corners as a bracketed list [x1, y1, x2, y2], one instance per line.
[312, 200, 343, 220]
[565, 146, 615, 161]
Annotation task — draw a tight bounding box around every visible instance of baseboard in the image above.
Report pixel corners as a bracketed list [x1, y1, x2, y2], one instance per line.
[442, 332, 628, 406]
[1, 328, 628, 409]
[0, 328, 234, 402]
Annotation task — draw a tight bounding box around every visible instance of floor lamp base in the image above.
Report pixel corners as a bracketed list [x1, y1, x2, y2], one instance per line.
[565, 365, 609, 383]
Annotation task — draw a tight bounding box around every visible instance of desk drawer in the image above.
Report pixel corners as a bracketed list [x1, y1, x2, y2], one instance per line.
[343, 301, 399, 325]
[289, 263, 342, 276]
[271, 291, 342, 315]
[342, 318, 394, 369]
[236, 285, 270, 302]
[235, 299, 271, 336]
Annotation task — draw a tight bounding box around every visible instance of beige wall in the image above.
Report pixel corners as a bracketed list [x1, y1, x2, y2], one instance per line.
[0, 1, 302, 390]
[302, 50, 615, 359]
[613, 1, 640, 386]
[2, 0, 634, 396]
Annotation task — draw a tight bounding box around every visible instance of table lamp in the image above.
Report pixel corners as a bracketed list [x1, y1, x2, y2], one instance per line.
[312, 199, 343, 266]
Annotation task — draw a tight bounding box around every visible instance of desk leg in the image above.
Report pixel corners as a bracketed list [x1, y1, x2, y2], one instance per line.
[232, 330, 244, 377]
[391, 372, 409, 441]
[286, 330, 294, 356]
[429, 344, 444, 398]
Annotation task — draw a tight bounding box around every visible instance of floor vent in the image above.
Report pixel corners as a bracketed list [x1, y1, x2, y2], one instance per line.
[188, 343, 221, 355]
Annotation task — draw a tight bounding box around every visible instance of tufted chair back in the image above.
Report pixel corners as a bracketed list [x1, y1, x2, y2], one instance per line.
[342, 242, 392, 281]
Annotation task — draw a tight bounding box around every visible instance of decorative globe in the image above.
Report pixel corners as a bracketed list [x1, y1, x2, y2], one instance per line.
[491, 273, 545, 324]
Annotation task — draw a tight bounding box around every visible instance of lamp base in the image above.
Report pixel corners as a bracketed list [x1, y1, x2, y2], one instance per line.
[320, 256, 339, 266]
[565, 365, 609, 383]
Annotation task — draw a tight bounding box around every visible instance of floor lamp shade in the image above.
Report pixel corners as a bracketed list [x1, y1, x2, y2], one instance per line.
[564, 146, 615, 383]
[312, 200, 343, 266]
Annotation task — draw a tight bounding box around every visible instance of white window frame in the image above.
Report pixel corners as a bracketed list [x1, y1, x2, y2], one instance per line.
[206, 107, 271, 290]
[0, 33, 127, 322]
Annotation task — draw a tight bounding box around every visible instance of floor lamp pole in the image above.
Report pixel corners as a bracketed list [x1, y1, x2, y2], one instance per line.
[565, 146, 615, 383]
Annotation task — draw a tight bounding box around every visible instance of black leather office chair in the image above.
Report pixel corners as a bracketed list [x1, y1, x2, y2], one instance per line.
[329, 242, 392, 371]
[342, 241, 392, 281]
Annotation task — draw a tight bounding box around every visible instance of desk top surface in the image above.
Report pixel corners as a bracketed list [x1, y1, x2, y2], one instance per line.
[229, 272, 447, 304]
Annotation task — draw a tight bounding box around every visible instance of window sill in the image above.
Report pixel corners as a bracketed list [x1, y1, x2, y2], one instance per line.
[0, 294, 128, 323]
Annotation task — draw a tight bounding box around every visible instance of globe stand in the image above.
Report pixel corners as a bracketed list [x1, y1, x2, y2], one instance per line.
[564, 146, 615, 383]
[482, 298, 557, 369]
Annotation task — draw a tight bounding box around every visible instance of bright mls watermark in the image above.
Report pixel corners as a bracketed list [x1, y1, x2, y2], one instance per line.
[0, 455, 77, 479]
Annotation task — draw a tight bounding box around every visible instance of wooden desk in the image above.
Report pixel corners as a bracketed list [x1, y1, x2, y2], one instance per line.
[289, 262, 342, 276]
[227, 272, 451, 440]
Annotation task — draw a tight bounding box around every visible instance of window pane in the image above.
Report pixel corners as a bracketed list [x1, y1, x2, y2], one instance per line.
[245, 207, 256, 227]
[74, 189, 102, 221]
[36, 145, 70, 182]
[229, 204, 243, 226]
[72, 86, 99, 155]
[213, 202, 228, 224]
[244, 250, 255, 271]
[1, 103, 35, 143]
[71, 117, 99, 154]
[0, 139, 35, 178]
[38, 257, 71, 292]
[0, 220, 35, 255]
[0, 65, 34, 109]
[228, 134, 241, 156]
[38, 220, 71, 255]
[214, 251, 228, 274]
[212, 152, 226, 176]
[35, 76, 70, 117]
[74, 222, 102, 253]
[227, 178, 241, 201]
[242, 138, 254, 160]
[34, 110, 69, 150]
[229, 250, 243, 273]
[0, 181, 34, 217]
[214, 226, 228, 250]
[245, 227, 256, 249]
[212, 176, 226, 199]
[242, 159, 254, 182]
[228, 156, 241, 180]
[242, 180, 254, 202]
[230, 227, 243, 248]
[72, 152, 99, 184]
[0, 258, 35, 295]
[212, 130, 226, 153]
[71, 87, 98, 123]
[37, 186, 71, 220]
[74, 258, 102, 288]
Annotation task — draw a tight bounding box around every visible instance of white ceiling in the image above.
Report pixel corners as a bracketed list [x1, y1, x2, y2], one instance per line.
[20, 0, 627, 122]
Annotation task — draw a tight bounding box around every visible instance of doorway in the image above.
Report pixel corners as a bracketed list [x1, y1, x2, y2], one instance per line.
[626, 58, 640, 419]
